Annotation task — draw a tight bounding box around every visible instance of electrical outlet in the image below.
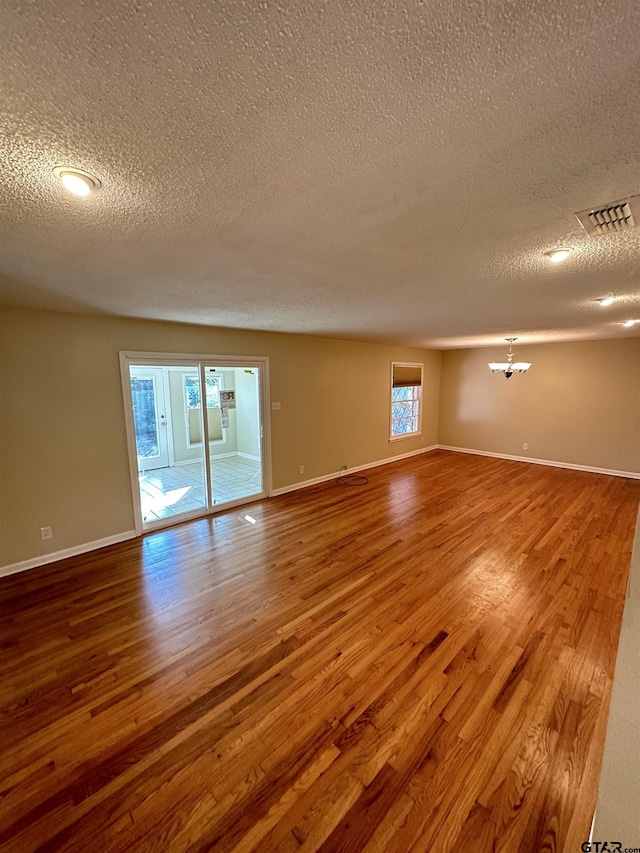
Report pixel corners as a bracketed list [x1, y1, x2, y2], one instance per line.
[523, 443, 528, 451]
[299, 465, 304, 474]
[40, 526, 53, 541]
[271, 402, 281, 410]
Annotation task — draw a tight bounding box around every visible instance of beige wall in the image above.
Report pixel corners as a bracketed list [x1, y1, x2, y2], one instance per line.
[235, 368, 261, 459]
[0, 306, 440, 567]
[439, 338, 640, 474]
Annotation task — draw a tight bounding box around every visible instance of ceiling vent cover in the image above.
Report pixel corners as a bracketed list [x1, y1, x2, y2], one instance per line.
[576, 195, 640, 237]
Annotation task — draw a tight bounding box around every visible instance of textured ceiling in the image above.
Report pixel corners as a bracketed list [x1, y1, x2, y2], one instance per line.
[1, 0, 640, 348]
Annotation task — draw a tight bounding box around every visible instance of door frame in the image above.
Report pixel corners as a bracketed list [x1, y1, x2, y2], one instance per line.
[119, 351, 273, 536]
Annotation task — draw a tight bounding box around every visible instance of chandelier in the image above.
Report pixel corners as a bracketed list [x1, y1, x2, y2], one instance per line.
[488, 337, 532, 379]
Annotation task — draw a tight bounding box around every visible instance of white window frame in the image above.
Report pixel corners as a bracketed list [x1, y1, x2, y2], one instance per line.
[390, 362, 423, 441]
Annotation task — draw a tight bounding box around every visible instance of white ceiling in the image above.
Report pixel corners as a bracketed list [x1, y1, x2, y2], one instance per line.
[1, 0, 640, 348]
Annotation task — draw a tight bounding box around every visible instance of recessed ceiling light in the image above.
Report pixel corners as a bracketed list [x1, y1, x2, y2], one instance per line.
[598, 296, 615, 306]
[623, 319, 636, 328]
[545, 248, 572, 263]
[52, 166, 101, 197]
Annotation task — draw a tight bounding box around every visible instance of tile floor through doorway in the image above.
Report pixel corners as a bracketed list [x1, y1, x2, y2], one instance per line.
[138, 455, 262, 523]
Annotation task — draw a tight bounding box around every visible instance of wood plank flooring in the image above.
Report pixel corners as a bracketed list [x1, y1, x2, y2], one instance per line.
[1, 450, 639, 852]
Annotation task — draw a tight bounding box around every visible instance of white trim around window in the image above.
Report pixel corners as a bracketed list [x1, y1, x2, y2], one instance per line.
[389, 361, 423, 441]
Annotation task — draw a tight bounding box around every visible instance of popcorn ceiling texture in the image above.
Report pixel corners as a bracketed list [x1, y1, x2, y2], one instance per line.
[1, 0, 640, 347]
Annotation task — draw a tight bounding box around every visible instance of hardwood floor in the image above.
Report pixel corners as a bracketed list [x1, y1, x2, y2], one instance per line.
[1, 450, 639, 852]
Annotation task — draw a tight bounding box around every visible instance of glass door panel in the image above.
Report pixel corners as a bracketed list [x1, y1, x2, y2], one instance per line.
[130, 367, 169, 470]
[129, 364, 207, 527]
[203, 365, 265, 506]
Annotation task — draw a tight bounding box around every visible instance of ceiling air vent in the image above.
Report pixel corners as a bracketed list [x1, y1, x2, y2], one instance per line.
[575, 195, 640, 237]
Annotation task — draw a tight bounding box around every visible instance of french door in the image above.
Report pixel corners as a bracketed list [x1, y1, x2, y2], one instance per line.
[120, 353, 271, 533]
[129, 367, 170, 470]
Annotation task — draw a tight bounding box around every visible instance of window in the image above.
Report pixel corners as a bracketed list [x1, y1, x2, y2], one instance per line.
[130, 374, 160, 459]
[390, 363, 422, 439]
[184, 373, 225, 446]
[184, 374, 221, 409]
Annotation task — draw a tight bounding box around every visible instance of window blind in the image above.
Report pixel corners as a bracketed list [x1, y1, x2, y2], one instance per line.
[392, 364, 422, 388]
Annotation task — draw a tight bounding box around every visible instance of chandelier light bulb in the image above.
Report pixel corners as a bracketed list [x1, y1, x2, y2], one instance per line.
[488, 337, 532, 379]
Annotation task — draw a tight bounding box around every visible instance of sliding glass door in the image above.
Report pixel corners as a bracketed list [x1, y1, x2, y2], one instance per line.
[121, 353, 270, 532]
[203, 365, 264, 506]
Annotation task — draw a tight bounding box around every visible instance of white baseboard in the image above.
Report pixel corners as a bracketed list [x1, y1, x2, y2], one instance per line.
[173, 451, 236, 465]
[0, 530, 137, 579]
[272, 445, 439, 496]
[437, 445, 640, 480]
[178, 451, 259, 463]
